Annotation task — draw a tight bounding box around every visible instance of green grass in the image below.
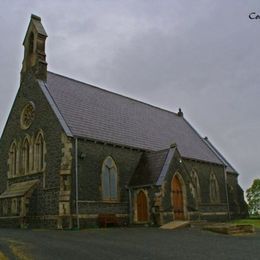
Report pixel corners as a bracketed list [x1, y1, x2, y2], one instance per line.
[231, 218, 260, 228]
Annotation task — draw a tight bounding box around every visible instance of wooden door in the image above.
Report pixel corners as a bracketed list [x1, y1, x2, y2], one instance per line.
[172, 175, 185, 220]
[137, 191, 148, 222]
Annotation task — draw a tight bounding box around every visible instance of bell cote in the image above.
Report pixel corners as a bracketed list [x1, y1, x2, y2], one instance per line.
[21, 14, 48, 82]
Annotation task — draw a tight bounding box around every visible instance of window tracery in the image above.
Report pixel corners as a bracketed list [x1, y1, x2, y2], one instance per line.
[8, 130, 46, 178]
[20, 102, 35, 130]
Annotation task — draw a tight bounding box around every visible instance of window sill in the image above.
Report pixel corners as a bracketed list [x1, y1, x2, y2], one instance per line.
[8, 170, 45, 179]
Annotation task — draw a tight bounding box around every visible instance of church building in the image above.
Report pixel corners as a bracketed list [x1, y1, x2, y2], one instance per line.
[0, 15, 247, 229]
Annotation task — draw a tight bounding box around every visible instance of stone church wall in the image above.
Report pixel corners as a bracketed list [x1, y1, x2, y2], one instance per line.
[130, 153, 197, 226]
[184, 159, 229, 221]
[131, 156, 231, 226]
[226, 172, 248, 218]
[73, 139, 142, 227]
[152, 155, 196, 225]
[183, 160, 226, 203]
[0, 73, 64, 228]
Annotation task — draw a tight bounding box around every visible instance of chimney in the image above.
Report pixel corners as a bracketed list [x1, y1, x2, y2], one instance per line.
[21, 14, 48, 82]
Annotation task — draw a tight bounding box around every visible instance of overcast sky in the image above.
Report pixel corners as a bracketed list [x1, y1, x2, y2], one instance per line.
[0, 0, 259, 192]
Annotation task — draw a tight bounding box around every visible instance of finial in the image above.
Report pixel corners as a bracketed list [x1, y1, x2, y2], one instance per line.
[177, 108, 183, 117]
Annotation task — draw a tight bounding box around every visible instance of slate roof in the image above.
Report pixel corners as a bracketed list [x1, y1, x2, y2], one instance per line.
[129, 149, 169, 186]
[44, 71, 225, 165]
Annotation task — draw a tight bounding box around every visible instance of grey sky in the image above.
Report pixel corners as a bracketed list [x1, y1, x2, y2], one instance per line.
[0, 0, 259, 192]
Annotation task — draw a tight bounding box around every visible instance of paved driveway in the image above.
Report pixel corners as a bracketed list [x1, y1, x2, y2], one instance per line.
[0, 227, 259, 260]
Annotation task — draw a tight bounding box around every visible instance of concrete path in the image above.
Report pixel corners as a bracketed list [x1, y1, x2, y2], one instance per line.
[160, 220, 190, 229]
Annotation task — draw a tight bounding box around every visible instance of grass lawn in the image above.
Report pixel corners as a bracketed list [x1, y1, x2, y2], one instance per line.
[231, 218, 260, 228]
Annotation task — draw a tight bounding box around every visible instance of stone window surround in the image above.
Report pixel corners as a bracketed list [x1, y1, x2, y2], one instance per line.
[190, 168, 201, 203]
[11, 198, 18, 215]
[209, 172, 220, 203]
[20, 101, 35, 130]
[34, 131, 45, 172]
[7, 129, 46, 179]
[8, 141, 18, 178]
[1, 198, 20, 216]
[101, 156, 119, 202]
[22, 136, 30, 174]
[2, 199, 8, 216]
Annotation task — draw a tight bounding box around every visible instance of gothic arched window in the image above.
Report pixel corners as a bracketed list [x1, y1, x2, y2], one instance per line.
[209, 172, 220, 203]
[191, 169, 201, 202]
[35, 132, 45, 171]
[101, 156, 118, 201]
[9, 142, 17, 177]
[22, 137, 30, 174]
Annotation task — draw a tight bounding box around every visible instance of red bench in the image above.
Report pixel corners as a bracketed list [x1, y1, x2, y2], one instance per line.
[98, 213, 119, 228]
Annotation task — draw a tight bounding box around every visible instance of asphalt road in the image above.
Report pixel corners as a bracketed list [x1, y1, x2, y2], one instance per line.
[0, 227, 259, 260]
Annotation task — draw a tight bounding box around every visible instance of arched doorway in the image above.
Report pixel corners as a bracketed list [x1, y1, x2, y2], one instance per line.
[172, 175, 185, 220]
[136, 190, 148, 222]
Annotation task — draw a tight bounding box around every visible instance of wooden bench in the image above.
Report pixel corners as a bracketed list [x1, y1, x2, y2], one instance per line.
[98, 213, 119, 228]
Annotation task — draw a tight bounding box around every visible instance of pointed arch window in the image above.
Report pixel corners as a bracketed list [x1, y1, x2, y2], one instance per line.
[22, 138, 30, 174]
[35, 132, 45, 171]
[209, 172, 220, 203]
[101, 157, 118, 201]
[9, 142, 17, 177]
[191, 169, 201, 202]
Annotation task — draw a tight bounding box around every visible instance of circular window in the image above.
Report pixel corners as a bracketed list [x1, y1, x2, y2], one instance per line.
[20, 102, 35, 129]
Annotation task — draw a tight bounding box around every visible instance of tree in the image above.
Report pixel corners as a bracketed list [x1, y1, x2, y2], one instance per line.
[246, 179, 260, 216]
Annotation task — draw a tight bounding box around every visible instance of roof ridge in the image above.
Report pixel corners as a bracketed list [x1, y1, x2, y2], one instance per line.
[47, 71, 179, 117]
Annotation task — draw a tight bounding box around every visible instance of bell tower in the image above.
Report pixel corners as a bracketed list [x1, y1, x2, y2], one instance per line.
[21, 14, 48, 82]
